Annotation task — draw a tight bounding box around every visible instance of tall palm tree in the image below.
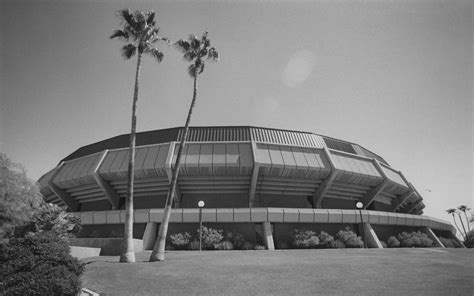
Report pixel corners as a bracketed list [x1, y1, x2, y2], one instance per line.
[150, 32, 219, 262]
[446, 208, 465, 241]
[458, 205, 471, 233]
[111, 9, 166, 263]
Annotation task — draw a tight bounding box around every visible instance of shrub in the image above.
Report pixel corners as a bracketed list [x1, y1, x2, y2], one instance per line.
[335, 228, 364, 248]
[197, 227, 223, 250]
[214, 241, 234, 250]
[380, 241, 387, 248]
[318, 231, 334, 248]
[387, 236, 400, 248]
[330, 240, 346, 248]
[465, 229, 474, 248]
[225, 232, 245, 250]
[169, 232, 191, 250]
[188, 240, 200, 250]
[438, 237, 457, 248]
[254, 244, 266, 250]
[397, 231, 433, 248]
[242, 241, 254, 250]
[0, 232, 85, 296]
[293, 229, 320, 248]
[276, 241, 289, 249]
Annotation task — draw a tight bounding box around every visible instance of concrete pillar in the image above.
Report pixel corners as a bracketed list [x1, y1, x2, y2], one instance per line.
[421, 226, 445, 248]
[261, 222, 275, 250]
[142, 222, 158, 250]
[358, 223, 383, 248]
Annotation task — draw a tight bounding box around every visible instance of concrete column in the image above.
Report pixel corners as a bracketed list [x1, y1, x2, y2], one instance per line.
[261, 222, 275, 250]
[142, 222, 158, 250]
[358, 223, 383, 248]
[421, 226, 445, 248]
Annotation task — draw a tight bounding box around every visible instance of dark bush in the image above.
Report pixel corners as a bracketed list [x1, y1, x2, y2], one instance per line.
[214, 240, 234, 250]
[380, 241, 387, 248]
[397, 231, 433, 248]
[225, 232, 245, 250]
[242, 241, 254, 250]
[330, 240, 346, 248]
[465, 229, 474, 248]
[293, 229, 320, 248]
[169, 232, 191, 250]
[318, 231, 334, 248]
[254, 244, 266, 250]
[387, 236, 400, 248]
[438, 237, 458, 248]
[276, 241, 289, 249]
[188, 240, 200, 250]
[335, 228, 364, 248]
[0, 232, 84, 296]
[197, 227, 223, 250]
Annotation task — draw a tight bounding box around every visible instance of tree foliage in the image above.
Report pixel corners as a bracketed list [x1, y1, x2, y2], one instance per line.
[0, 153, 45, 239]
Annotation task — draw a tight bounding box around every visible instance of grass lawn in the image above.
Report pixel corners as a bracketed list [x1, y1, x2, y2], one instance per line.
[82, 248, 473, 296]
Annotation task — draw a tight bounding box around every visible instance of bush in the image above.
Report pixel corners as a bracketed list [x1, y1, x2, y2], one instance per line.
[293, 229, 320, 248]
[197, 227, 223, 250]
[465, 229, 474, 248]
[397, 231, 433, 248]
[438, 237, 458, 248]
[254, 244, 266, 250]
[318, 231, 334, 248]
[335, 228, 364, 248]
[276, 241, 289, 249]
[387, 236, 400, 248]
[0, 232, 84, 296]
[380, 241, 387, 248]
[214, 241, 234, 250]
[242, 241, 254, 250]
[225, 232, 245, 250]
[169, 232, 191, 250]
[188, 240, 200, 250]
[330, 240, 346, 248]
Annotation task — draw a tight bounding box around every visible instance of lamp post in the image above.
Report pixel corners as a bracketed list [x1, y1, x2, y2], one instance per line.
[198, 200, 205, 251]
[356, 201, 367, 249]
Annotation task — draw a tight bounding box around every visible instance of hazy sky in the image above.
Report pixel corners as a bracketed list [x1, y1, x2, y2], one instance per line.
[1, 0, 472, 222]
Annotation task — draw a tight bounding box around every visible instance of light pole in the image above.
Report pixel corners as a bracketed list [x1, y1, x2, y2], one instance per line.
[198, 200, 205, 251]
[356, 201, 367, 249]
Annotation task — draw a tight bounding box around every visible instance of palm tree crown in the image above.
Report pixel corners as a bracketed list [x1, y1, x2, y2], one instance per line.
[110, 9, 167, 61]
[175, 31, 219, 77]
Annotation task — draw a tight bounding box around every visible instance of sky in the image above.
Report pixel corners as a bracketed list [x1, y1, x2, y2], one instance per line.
[1, 0, 472, 223]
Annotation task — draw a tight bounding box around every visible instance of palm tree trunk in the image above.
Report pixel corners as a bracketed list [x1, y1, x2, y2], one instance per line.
[451, 213, 464, 241]
[150, 75, 198, 262]
[457, 213, 468, 241]
[463, 210, 471, 233]
[119, 53, 142, 263]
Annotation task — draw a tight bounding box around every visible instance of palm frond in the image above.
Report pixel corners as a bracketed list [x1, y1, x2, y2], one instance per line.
[146, 11, 155, 25]
[207, 47, 219, 61]
[110, 29, 129, 40]
[121, 44, 136, 59]
[148, 47, 164, 62]
[119, 9, 135, 28]
[183, 51, 196, 62]
[190, 35, 200, 51]
[175, 39, 190, 53]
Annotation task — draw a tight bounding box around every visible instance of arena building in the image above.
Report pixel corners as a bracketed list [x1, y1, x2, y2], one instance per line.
[38, 126, 457, 251]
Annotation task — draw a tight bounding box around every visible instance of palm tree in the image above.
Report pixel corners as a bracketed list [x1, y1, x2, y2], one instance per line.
[150, 32, 219, 262]
[458, 205, 471, 233]
[446, 208, 465, 241]
[110, 9, 166, 263]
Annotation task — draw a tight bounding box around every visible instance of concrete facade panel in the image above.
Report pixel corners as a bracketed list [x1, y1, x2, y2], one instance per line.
[149, 209, 164, 222]
[170, 209, 183, 222]
[106, 211, 120, 224]
[342, 210, 358, 223]
[93, 212, 107, 224]
[234, 208, 251, 222]
[283, 208, 299, 222]
[182, 208, 200, 222]
[367, 211, 380, 224]
[327, 209, 343, 223]
[251, 208, 268, 222]
[298, 209, 315, 223]
[268, 208, 284, 222]
[378, 213, 389, 225]
[81, 212, 94, 224]
[314, 209, 329, 223]
[216, 209, 234, 222]
[201, 208, 217, 222]
[135, 209, 150, 223]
